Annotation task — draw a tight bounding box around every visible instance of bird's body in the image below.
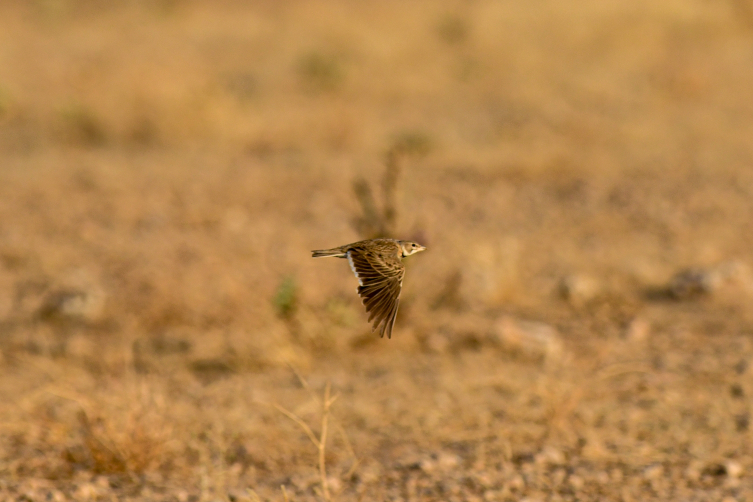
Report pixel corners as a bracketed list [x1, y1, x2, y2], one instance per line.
[311, 238, 426, 339]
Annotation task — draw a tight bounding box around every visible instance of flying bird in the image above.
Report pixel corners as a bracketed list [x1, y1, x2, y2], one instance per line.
[312, 238, 426, 339]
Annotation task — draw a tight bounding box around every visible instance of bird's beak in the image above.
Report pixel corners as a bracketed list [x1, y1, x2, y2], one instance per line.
[418, 245, 427, 252]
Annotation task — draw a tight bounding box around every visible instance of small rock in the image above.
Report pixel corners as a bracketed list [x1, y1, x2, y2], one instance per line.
[75, 482, 98, 500]
[684, 461, 703, 482]
[38, 288, 105, 323]
[595, 471, 610, 484]
[493, 316, 563, 361]
[558, 274, 600, 305]
[474, 472, 494, 489]
[94, 476, 110, 488]
[507, 474, 525, 491]
[291, 473, 320, 491]
[326, 476, 342, 493]
[437, 452, 460, 470]
[643, 464, 663, 480]
[36, 270, 106, 324]
[625, 317, 650, 342]
[716, 261, 753, 289]
[568, 474, 584, 490]
[419, 452, 460, 473]
[50, 491, 66, 502]
[418, 457, 436, 473]
[725, 460, 743, 478]
[534, 446, 565, 465]
[668, 268, 714, 299]
[702, 462, 727, 476]
[668, 261, 752, 300]
[483, 490, 501, 501]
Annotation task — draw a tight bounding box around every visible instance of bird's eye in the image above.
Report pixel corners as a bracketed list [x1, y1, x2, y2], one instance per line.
[412, 244, 416, 247]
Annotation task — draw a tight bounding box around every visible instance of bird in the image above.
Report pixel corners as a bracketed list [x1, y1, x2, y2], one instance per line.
[312, 238, 426, 339]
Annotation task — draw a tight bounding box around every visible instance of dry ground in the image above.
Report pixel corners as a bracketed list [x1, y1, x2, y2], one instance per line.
[2, 1, 753, 500]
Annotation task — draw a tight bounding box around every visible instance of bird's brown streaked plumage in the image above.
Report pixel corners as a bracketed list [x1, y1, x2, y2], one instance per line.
[311, 238, 426, 339]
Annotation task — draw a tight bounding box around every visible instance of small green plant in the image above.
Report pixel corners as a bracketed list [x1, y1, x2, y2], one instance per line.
[59, 102, 107, 147]
[273, 275, 298, 320]
[297, 51, 344, 93]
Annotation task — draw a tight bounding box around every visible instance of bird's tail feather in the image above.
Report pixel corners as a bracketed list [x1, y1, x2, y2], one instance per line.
[311, 248, 347, 258]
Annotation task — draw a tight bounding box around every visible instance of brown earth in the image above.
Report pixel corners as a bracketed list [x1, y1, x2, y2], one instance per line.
[1, 1, 753, 500]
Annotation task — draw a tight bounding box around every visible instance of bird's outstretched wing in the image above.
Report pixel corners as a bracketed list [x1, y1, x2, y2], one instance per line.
[346, 248, 404, 339]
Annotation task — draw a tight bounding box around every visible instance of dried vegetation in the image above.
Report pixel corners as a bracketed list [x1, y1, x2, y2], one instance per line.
[2, 0, 753, 500]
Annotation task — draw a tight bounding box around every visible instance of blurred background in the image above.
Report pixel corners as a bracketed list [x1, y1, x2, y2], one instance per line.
[1, 0, 753, 500]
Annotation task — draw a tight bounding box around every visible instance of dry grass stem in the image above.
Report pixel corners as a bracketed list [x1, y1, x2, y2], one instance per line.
[2, 1, 753, 500]
[273, 380, 340, 502]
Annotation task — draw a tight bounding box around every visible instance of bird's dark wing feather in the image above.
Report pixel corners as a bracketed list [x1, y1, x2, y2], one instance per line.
[347, 248, 404, 339]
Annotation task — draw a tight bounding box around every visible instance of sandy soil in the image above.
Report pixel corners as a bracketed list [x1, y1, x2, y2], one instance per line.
[1, 1, 753, 500]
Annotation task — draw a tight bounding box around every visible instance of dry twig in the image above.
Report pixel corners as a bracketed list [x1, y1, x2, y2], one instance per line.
[352, 141, 416, 238]
[273, 381, 340, 502]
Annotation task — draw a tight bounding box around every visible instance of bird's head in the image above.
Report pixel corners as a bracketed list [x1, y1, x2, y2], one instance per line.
[399, 241, 426, 258]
